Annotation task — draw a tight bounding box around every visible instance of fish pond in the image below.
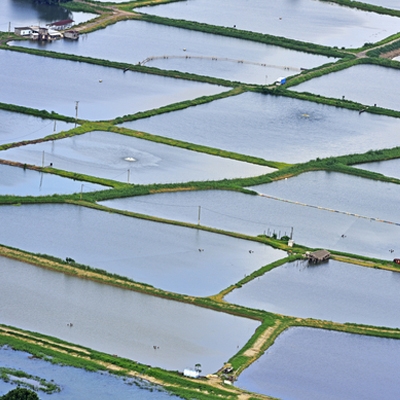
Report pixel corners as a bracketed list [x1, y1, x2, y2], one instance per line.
[120, 92, 400, 163]
[0, 130, 275, 184]
[0, 164, 107, 196]
[248, 171, 400, 224]
[0, 203, 285, 296]
[9, 19, 337, 85]
[291, 64, 400, 111]
[99, 188, 400, 261]
[225, 259, 400, 328]
[0, 346, 178, 400]
[0, 109, 75, 145]
[135, 0, 400, 48]
[0, 0, 96, 32]
[354, 158, 400, 180]
[0, 256, 260, 375]
[362, 0, 400, 9]
[236, 327, 400, 400]
[0, 50, 226, 121]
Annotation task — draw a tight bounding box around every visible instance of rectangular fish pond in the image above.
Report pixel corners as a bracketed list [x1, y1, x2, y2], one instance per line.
[0, 346, 180, 400]
[0, 256, 260, 375]
[98, 187, 400, 261]
[0, 164, 108, 196]
[135, 0, 400, 48]
[0, 130, 275, 184]
[290, 64, 400, 111]
[120, 92, 400, 164]
[0, 203, 285, 297]
[236, 327, 400, 400]
[0, 50, 227, 121]
[0, 109, 75, 145]
[225, 259, 400, 329]
[9, 19, 337, 85]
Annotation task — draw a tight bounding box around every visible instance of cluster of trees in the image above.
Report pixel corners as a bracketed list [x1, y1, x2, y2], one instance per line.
[1, 388, 39, 400]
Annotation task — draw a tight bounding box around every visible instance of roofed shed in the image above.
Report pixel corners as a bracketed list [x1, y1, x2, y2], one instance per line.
[307, 249, 330, 264]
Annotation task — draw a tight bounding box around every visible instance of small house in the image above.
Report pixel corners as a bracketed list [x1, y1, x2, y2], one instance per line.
[306, 249, 330, 264]
[14, 27, 32, 37]
[64, 30, 79, 40]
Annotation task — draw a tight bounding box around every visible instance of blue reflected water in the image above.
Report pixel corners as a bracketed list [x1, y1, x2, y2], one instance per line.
[0, 346, 177, 399]
[0, 131, 275, 184]
[9, 19, 336, 85]
[249, 171, 400, 223]
[0, 204, 285, 296]
[121, 92, 400, 164]
[225, 259, 400, 328]
[0, 51, 226, 121]
[354, 158, 400, 180]
[0, 109, 75, 145]
[99, 189, 400, 261]
[291, 64, 400, 111]
[0, 257, 259, 375]
[0, 164, 107, 196]
[136, 0, 400, 48]
[236, 327, 400, 400]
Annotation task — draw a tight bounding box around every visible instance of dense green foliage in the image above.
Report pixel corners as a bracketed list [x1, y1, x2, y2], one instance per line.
[1, 388, 39, 400]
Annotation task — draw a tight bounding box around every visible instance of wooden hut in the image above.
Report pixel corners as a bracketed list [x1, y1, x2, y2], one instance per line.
[306, 249, 330, 264]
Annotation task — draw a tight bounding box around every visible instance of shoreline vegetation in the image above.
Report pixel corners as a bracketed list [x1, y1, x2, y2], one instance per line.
[2, 0, 400, 398]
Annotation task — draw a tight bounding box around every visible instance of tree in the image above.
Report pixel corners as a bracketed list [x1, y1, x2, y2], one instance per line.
[1, 388, 40, 400]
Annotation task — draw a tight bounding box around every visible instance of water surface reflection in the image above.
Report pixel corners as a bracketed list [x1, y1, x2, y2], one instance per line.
[136, 0, 400, 48]
[225, 259, 400, 328]
[236, 327, 400, 400]
[99, 189, 400, 260]
[0, 164, 107, 196]
[10, 19, 337, 85]
[0, 256, 259, 375]
[291, 64, 400, 111]
[0, 131, 275, 184]
[0, 109, 75, 145]
[0, 347, 177, 400]
[121, 92, 400, 163]
[0, 204, 285, 296]
[0, 51, 226, 120]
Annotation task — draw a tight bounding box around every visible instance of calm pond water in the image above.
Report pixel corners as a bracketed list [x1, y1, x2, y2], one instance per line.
[0, 204, 285, 296]
[354, 158, 400, 180]
[291, 64, 400, 111]
[225, 259, 400, 328]
[249, 171, 400, 224]
[121, 92, 400, 163]
[0, 347, 177, 400]
[99, 189, 400, 261]
[0, 164, 107, 196]
[136, 0, 400, 48]
[0, 50, 226, 121]
[0, 257, 259, 375]
[0, 131, 275, 184]
[236, 327, 400, 400]
[362, 0, 400, 9]
[9, 19, 337, 85]
[0, 0, 96, 32]
[0, 109, 75, 145]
